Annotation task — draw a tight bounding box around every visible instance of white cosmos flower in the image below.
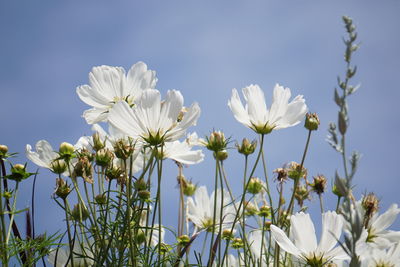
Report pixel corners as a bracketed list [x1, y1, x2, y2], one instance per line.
[248, 230, 271, 267]
[228, 84, 307, 134]
[108, 89, 200, 145]
[187, 186, 236, 233]
[362, 203, 400, 248]
[361, 244, 400, 267]
[77, 61, 157, 124]
[270, 211, 348, 266]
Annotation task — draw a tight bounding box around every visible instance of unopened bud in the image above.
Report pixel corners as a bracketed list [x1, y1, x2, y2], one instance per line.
[135, 229, 146, 244]
[304, 113, 320, 131]
[258, 205, 271, 217]
[264, 221, 272, 231]
[231, 238, 244, 249]
[0, 145, 8, 157]
[182, 180, 197, 196]
[236, 138, 256, 156]
[287, 162, 307, 180]
[95, 194, 107, 205]
[247, 177, 263, 194]
[206, 131, 228, 152]
[295, 185, 309, 207]
[177, 234, 191, 245]
[92, 132, 105, 151]
[106, 166, 124, 180]
[50, 159, 67, 174]
[138, 190, 151, 201]
[213, 150, 228, 161]
[244, 201, 258, 216]
[71, 203, 89, 221]
[95, 149, 114, 167]
[134, 178, 147, 191]
[8, 164, 32, 182]
[59, 142, 75, 157]
[3, 191, 12, 199]
[222, 229, 234, 240]
[55, 178, 71, 199]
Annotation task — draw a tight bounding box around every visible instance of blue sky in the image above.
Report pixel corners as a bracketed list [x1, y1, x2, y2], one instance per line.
[1, 0, 399, 259]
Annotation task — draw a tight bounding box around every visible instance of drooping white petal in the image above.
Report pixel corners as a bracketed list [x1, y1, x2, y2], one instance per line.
[82, 107, 108, 124]
[26, 140, 58, 169]
[163, 141, 204, 165]
[270, 225, 302, 258]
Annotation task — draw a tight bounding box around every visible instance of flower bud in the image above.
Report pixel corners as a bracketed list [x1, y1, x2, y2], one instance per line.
[236, 138, 256, 156]
[95, 148, 114, 167]
[182, 180, 197, 196]
[134, 178, 148, 191]
[135, 229, 146, 244]
[8, 164, 33, 182]
[244, 201, 258, 216]
[231, 238, 244, 249]
[138, 190, 151, 201]
[59, 142, 75, 158]
[106, 166, 124, 180]
[71, 203, 89, 221]
[92, 132, 105, 151]
[50, 159, 67, 174]
[206, 131, 228, 152]
[222, 229, 234, 240]
[247, 177, 264, 194]
[213, 150, 228, 161]
[177, 234, 191, 245]
[3, 191, 13, 199]
[73, 156, 93, 183]
[258, 205, 271, 217]
[287, 162, 307, 180]
[55, 178, 71, 199]
[310, 175, 327, 195]
[0, 144, 8, 157]
[295, 185, 309, 207]
[304, 113, 320, 131]
[95, 194, 107, 205]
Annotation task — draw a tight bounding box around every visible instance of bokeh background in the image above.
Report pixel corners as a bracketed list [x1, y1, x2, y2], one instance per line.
[1, 1, 399, 264]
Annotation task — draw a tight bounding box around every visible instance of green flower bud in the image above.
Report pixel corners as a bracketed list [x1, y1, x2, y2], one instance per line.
[134, 178, 148, 191]
[213, 150, 228, 161]
[287, 162, 307, 180]
[295, 185, 309, 207]
[106, 166, 124, 180]
[50, 159, 67, 174]
[135, 229, 146, 244]
[59, 142, 75, 157]
[7, 164, 33, 182]
[182, 180, 197, 196]
[138, 190, 151, 201]
[177, 234, 191, 246]
[55, 178, 71, 199]
[95, 194, 107, 205]
[231, 238, 244, 249]
[222, 229, 234, 240]
[92, 132, 105, 151]
[244, 201, 258, 216]
[258, 205, 271, 217]
[71, 203, 89, 221]
[247, 177, 263, 194]
[95, 148, 114, 167]
[304, 113, 320, 131]
[205, 131, 228, 152]
[3, 191, 13, 199]
[236, 138, 257, 156]
[0, 144, 8, 157]
[264, 221, 272, 231]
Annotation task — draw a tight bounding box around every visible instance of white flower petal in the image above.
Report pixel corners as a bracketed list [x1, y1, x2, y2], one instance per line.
[318, 211, 343, 253]
[228, 88, 251, 127]
[26, 140, 57, 169]
[270, 225, 302, 258]
[242, 84, 268, 126]
[82, 107, 108, 124]
[290, 212, 317, 253]
[373, 204, 400, 233]
[108, 101, 142, 138]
